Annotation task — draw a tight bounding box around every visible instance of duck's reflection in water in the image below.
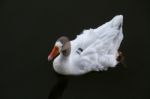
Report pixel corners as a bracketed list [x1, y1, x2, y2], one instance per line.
[48, 74, 69, 99]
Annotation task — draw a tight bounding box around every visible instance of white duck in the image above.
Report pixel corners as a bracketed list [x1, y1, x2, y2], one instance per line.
[48, 15, 124, 75]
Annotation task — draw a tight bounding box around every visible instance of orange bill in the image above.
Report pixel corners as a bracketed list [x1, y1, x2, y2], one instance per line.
[48, 46, 59, 61]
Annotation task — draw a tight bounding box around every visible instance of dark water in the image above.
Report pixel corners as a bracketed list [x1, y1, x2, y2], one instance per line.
[48, 73, 69, 99]
[0, 0, 150, 99]
[48, 64, 128, 99]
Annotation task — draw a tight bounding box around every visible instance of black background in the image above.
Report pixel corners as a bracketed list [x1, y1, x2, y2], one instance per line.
[0, 0, 150, 99]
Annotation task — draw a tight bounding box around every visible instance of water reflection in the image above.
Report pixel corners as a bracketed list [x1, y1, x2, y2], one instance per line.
[48, 62, 126, 99]
[48, 74, 69, 99]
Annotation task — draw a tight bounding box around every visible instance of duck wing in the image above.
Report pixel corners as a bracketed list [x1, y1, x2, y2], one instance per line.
[73, 15, 124, 72]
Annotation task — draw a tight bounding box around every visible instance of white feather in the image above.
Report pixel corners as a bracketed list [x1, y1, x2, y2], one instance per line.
[53, 15, 124, 75]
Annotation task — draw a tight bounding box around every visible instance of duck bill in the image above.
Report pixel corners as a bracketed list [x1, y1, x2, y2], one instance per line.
[48, 46, 59, 61]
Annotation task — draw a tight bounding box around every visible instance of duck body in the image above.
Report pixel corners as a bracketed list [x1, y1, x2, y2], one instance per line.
[50, 15, 124, 75]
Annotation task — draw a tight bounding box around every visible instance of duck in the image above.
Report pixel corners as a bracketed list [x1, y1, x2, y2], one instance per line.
[48, 15, 124, 75]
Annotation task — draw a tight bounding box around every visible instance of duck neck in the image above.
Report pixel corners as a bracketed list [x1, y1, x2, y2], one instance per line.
[60, 50, 70, 59]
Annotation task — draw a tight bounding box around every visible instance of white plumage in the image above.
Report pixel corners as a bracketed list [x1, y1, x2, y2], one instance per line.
[49, 15, 124, 75]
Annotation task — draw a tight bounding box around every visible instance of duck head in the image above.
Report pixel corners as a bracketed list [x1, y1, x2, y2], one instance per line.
[48, 36, 71, 61]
